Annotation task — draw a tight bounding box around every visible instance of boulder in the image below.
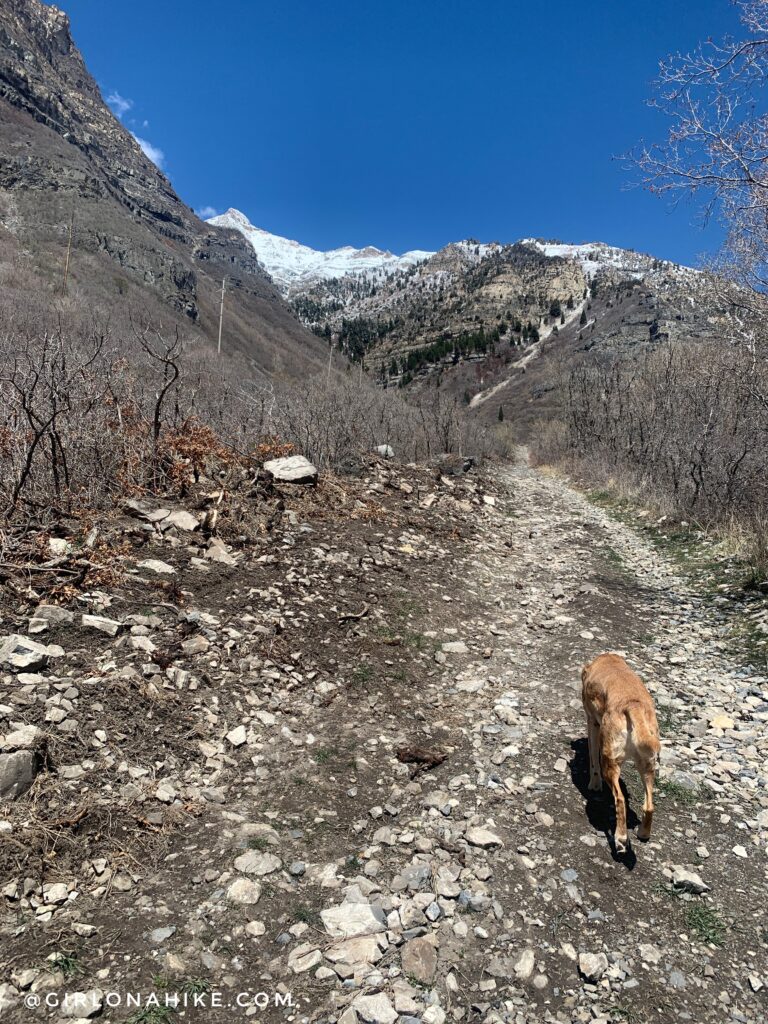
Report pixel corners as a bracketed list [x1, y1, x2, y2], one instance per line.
[163, 510, 200, 532]
[465, 826, 503, 848]
[352, 992, 397, 1024]
[0, 751, 39, 800]
[233, 851, 281, 876]
[321, 901, 386, 938]
[375, 444, 395, 459]
[401, 936, 437, 983]
[263, 455, 318, 484]
[578, 952, 608, 982]
[33, 604, 74, 624]
[0, 726, 45, 752]
[670, 866, 710, 895]
[0, 635, 62, 670]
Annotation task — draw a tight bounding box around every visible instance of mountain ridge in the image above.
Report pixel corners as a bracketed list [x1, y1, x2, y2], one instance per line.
[208, 208, 433, 295]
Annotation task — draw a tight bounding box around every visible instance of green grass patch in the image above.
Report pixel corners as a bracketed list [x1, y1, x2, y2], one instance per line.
[181, 979, 211, 997]
[685, 904, 726, 946]
[655, 704, 678, 736]
[350, 663, 374, 687]
[294, 904, 320, 925]
[656, 778, 702, 806]
[48, 952, 83, 981]
[125, 1009, 176, 1024]
[246, 835, 270, 851]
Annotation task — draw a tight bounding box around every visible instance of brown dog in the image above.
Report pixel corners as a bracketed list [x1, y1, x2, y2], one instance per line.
[581, 653, 661, 853]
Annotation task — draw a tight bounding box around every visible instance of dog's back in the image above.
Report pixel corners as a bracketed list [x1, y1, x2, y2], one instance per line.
[582, 653, 660, 761]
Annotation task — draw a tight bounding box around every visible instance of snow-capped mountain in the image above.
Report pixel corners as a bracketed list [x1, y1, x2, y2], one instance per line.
[522, 239, 698, 279]
[207, 209, 433, 295]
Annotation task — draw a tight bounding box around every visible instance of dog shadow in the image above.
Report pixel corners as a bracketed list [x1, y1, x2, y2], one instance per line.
[570, 737, 638, 870]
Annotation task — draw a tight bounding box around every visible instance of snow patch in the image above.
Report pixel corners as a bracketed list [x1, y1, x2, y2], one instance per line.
[208, 209, 433, 294]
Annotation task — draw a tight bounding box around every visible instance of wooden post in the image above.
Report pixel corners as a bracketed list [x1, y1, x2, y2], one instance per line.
[217, 276, 226, 355]
[62, 208, 74, 294]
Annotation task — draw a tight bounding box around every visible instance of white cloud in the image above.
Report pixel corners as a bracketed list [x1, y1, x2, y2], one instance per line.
[197, 206, 219, 219]
[107, 91, 133, 118]
[132, 135, 165, 169]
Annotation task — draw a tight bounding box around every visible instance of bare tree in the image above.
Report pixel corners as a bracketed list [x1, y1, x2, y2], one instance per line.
[634, 0, 768, 308]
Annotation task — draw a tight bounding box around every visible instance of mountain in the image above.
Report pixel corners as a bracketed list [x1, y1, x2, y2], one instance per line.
[228, 221, 723, 424]
[207, 208, 433, 295]
[0, 0, 323, 379]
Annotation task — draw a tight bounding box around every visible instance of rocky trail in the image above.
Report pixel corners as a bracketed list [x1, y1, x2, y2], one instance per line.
[1, 456, 766, 1024]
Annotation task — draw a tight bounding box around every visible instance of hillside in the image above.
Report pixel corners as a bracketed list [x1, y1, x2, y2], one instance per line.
[0, 0, 324, 379]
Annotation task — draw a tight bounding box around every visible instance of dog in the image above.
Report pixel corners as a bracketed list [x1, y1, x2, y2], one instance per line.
[581, 653, 661, 853]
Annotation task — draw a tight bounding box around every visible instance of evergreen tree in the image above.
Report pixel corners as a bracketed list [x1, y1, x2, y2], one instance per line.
[498, 405, 504, 422]
[580, 308, 587, 325]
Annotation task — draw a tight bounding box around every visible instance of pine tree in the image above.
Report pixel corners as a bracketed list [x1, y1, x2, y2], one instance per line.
[580, 309, 587, 325]
[498, 405, 504, 422]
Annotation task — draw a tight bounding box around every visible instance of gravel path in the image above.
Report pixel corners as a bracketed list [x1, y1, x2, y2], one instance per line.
[2, 459, 766, 1024]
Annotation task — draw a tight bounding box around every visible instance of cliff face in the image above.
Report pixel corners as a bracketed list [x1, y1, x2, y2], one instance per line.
[0, 0, 324, 378]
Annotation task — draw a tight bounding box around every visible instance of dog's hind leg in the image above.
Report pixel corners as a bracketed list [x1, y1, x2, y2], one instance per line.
[603, 755, 628, 853]
[586, 713, 602, 791]
[637, 761, 655, 841]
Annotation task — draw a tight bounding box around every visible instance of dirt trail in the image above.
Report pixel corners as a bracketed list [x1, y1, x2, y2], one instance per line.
[2, 458, 766, 1024]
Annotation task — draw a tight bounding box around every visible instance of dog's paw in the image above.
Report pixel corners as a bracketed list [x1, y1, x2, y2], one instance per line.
[614, 835, 629, 855]
[636, 829, 651, 843]
[587, 778, 602, 792]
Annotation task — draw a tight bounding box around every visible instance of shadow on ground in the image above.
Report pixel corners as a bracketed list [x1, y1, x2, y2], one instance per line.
[570, 737, 639, 870]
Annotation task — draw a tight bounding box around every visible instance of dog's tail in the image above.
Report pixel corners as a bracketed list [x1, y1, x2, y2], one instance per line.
[624, 700, 661, 757]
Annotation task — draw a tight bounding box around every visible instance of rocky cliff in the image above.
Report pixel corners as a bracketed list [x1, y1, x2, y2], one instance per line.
[0, 0, 323, 378]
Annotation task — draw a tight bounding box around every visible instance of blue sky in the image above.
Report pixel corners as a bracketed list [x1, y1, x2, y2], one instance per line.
[62, 0, 742, 264]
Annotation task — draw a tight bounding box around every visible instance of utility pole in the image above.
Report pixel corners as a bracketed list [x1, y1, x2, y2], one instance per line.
[217, 276, 226, 355]
[62, 207, 74, 294]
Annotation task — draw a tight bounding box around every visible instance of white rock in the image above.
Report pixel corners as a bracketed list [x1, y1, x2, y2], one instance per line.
[263, 455, 318, 484]
[670, 866, 710, 894]
[514, 948, 535, 980]
[320, 901, 386, 938]
[352, 992, 397, 1024]
[0, 635, 54, 670]
[0, 726, 44, 752]
[138, 559, 176, 575]
[288, 943, 322, 974]
[81, 614, 121, 636]
[422, 1008, 446, 1024]
[465, 826, 503, 848]
[233, 851, 281, 876]
[579, 952, 608, 982]
[163, 510, 200, 532]
[61, 989, 103, 1018]
[442, 641, 469, 654]
[226, 725, 247, 747]
[227, 878, 262, 904]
